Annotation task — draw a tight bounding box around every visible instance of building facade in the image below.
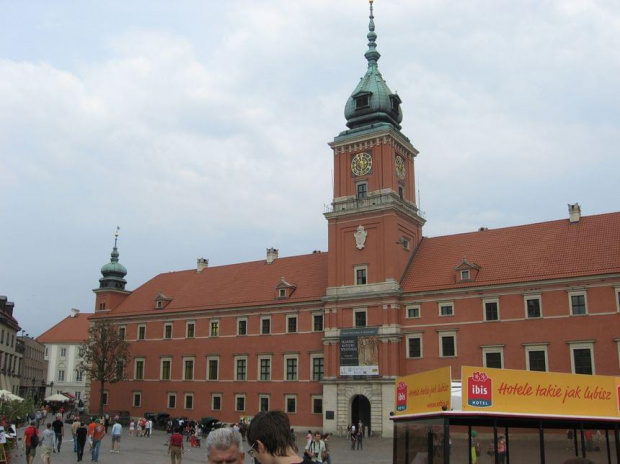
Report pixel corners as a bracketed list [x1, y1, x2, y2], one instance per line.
[17, 336, 49, 402]
[0, 296, 22, 395]
[37, 308, 91, 403]
[87, 3, 620, 437]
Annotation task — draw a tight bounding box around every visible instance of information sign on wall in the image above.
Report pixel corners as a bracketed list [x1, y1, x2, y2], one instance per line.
[339, 327, 379, 376]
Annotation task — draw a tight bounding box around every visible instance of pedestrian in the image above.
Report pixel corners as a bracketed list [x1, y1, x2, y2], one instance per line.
[110, 418, 122, 453]
[321, 433, 332, 464]
[87, 419, 97, 451]
[168, 427, 184, 464]
[247, 410, 304, 464]
[305, 431, 326, 463]
[23, 421, 39, 464]
[129, 419, 135, 437]
[146, 418, 153, 437]
[496, 435, 506, 464]
[75, 421, 88, 462]
[36, 411, 42, 429]
[470, 430, 479, 464]
[356, 426, 363, 450]
[350, 424, 357, 450]
[51, 414, 64, 453]
[104, 415, 110, 435]
[91, 420, 106, 462]
[41, 423, 55, 464]
[206, 428, 244, 464]
[71, 417, 81, 453]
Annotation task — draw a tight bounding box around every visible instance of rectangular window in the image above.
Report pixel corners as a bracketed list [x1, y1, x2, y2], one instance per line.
[183, 358, 194, 381]
[570, 343, 594, 374]
[164, 323, 173, 339]
[135, 359, 145, 380]
[161, 359, 171, 380]
[167, 393, 176, 409]
[116, 361, 124, 380]
[133, 392, 141, 407]
[75, 370, 83, 382]
[312, 396, 323, 414]
[406, 306, 421, 319]
[235, 394, 246, 412]
[354, 310, 367, 328]
[261, 317, 271, 335]
[461, 270, 470, 280]
[570, 293, 587, 315]
[439, 302, 454, 317]
[356, 182, 368, 200]
[525, 297, 542, 318]
[237, 319, 247, 336]
[207, 358, 219, 380]
[312, 356, 324, 381]
[102, 391, 108, 406]
[615, 287, 620, 313]
[482, 347, 503, 368]
[525, 346, 548, 372]
[235, 357, 247, 381]
[279, 288, 286, 298]
[285, 395, 297, 414]
[287, 316, 298, 333]
[285, 356, 298, 381]
[212, 394, 222, 411]
[118, 327, 126, 340]
[313, 314, 324, 332]
[184, 394, 194, 410]
[355, 267, 367, 285]
[259, 395, 270, 412]
[186, 322, 195, 338]
[484, 300, 499, 321]
[58, 370, 65, 381]
[407, 335, 422, 359]
[259, 357, 271, 381]
[439, 332, 457, 357]
[210, 321, 219, 337]
[60, 347, 67, 357]
[138, 325, 146, 340]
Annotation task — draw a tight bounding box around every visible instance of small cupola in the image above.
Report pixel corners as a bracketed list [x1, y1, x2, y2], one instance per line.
[454, 257, 481, 282]
[99, 227, 127, 290]
[275, 277, 297, 299]
[154, 292, 172, 310]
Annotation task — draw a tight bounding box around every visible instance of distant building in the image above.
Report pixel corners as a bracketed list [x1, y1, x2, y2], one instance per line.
[17, 336, 48, 402]
[85, 3, 620, 438]
[0, 296, 21, 394]
[37, 308, 91, 404]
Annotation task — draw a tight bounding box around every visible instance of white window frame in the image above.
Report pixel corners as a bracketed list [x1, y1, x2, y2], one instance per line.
[524, 344, 549, 372]
[212, 393, 222, 411]
[310, 354, 324, 381]
[58, 369, 65, 382]
[210, 320, 220, 337]
[285, 394, 297, 414]
[614, 286, 620, 313]
[483, 298, 500, 322]
[184, 393, 194, 410]
[260, 316, 271, 335]
[134, 358, 145, 380]
[186, 321, 196, 339]
[406, 334, 423, 359]
[160, 357, 172, 381]
[182, 357, 195, 381]
[406, 305, 421, 319]
[569, 341, 595, 375]
[279, 288, 287, 298]
[354, 265, 368, 285]
[438, 302, 454, 317]
[167, 393, 176, 409]
[259, 394, 270, 412]
[438, 331, 457, 357]
[102, 391, 108, 406]
[60, 347, 67, 358]
[258, 355, 272, 381]
[524, 294, 542, 319]
[237, 318, 248, 336]
[461, 270, 470, 280]
[311, 395, 323, 415]
[353, 308, 367, 328]
[234, 356, 248, 381]
[284, 354, 299, 381]
[235, 394, 246, 412]
[133, 392, 141, 407]
[118, 326, 126, 340]
[286, 315, 298, 334]
[312, 313, 324, 332]
[137, 324, 146, 340]
[163, 323, 173, 339]
[206, 356, 219, 381]
[569, 291, 588, 316]
[482, 346, 504, 368]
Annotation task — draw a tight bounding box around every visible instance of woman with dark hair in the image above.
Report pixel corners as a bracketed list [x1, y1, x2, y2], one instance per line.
[247, 411, 303, 464]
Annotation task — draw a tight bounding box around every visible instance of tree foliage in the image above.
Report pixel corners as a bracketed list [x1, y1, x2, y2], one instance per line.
[78, 320, 131, 415]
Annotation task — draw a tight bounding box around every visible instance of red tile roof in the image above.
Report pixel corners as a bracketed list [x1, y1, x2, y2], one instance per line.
[401, 212, 620, 292]
[36, 312, 92, 343]
[96, 252, 328, 317]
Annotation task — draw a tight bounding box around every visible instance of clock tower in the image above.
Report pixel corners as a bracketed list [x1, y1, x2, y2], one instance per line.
[324, 0, 425, 300]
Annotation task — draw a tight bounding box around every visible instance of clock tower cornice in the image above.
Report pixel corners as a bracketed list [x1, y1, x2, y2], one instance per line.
[329, 127, 418, 160]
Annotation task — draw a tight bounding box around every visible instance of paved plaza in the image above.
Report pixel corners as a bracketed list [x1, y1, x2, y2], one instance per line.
[12, 425, 392, 464]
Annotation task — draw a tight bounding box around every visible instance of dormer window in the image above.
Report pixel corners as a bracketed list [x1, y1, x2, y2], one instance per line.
[275, 277, 297, 300]
[389, 94, 402, 114]
[461, 270, 470, 280]
[156, 300, 163, 309]
[154, 293, 172, 310]
[355, 94, 370, 109]
[454, 257, 480, 282]
[279, 289, 286, 298]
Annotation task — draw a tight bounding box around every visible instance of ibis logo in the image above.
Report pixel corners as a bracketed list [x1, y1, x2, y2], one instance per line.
[468, 371, 493, 408]
[396, 381, 407, 411]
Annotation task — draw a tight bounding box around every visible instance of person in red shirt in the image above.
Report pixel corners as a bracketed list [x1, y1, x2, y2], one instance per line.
[23, 421, 39, 464]
[91, 420, 106, 462]
[168, 427, 185, 464]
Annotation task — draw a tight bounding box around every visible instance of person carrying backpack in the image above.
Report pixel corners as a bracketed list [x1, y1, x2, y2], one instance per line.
[23, 421, 40, 464]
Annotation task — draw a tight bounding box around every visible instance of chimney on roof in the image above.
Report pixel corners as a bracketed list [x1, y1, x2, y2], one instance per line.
[70, 308, 80, 318]
[197, 257, 209, 273]
[4, 301, 14, 317]
[568, 203, 581, 223]
[0, 296, 6, 312]
[266, 248, 279, 264]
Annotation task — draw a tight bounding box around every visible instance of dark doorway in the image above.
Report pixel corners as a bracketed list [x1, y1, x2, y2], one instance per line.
[351, 394, 371, 436]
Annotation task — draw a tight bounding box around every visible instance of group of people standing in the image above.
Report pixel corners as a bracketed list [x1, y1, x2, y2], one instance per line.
[128, 417, 153, 437]
[303, 430, 331, 464]
[349, 421, 364, 450]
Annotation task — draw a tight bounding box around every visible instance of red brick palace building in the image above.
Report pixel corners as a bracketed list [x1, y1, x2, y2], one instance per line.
[88, 3, 620, 437]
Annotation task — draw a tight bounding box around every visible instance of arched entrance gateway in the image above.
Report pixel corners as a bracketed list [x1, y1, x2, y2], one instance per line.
[351, 394, 371, 436]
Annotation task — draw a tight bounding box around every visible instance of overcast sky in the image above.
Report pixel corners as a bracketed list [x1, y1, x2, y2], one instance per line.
[1, 0, 619, 338]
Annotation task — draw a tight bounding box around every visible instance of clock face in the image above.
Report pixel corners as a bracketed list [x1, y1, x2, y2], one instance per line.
[395, 156, 405, 179]
[351, 152, 372, 176]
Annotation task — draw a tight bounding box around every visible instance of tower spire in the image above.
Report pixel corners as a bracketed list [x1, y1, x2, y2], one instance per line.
[365, 0, 380, 68]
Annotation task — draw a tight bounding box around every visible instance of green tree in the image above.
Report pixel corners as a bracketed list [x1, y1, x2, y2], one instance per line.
[78, 320, 131, 415]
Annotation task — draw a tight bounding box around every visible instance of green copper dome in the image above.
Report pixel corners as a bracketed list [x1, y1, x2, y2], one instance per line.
[99, 230, 127, 290]
[344, 1, 403, 131]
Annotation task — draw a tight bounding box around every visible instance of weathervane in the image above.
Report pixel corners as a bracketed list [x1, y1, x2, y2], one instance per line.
[114, 226, 120, 247]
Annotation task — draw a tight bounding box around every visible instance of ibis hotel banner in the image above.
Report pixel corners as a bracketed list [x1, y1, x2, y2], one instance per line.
[462, 366, 620, 418]
[394, 367, 452, 415]
[339, 328, 379, 376]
